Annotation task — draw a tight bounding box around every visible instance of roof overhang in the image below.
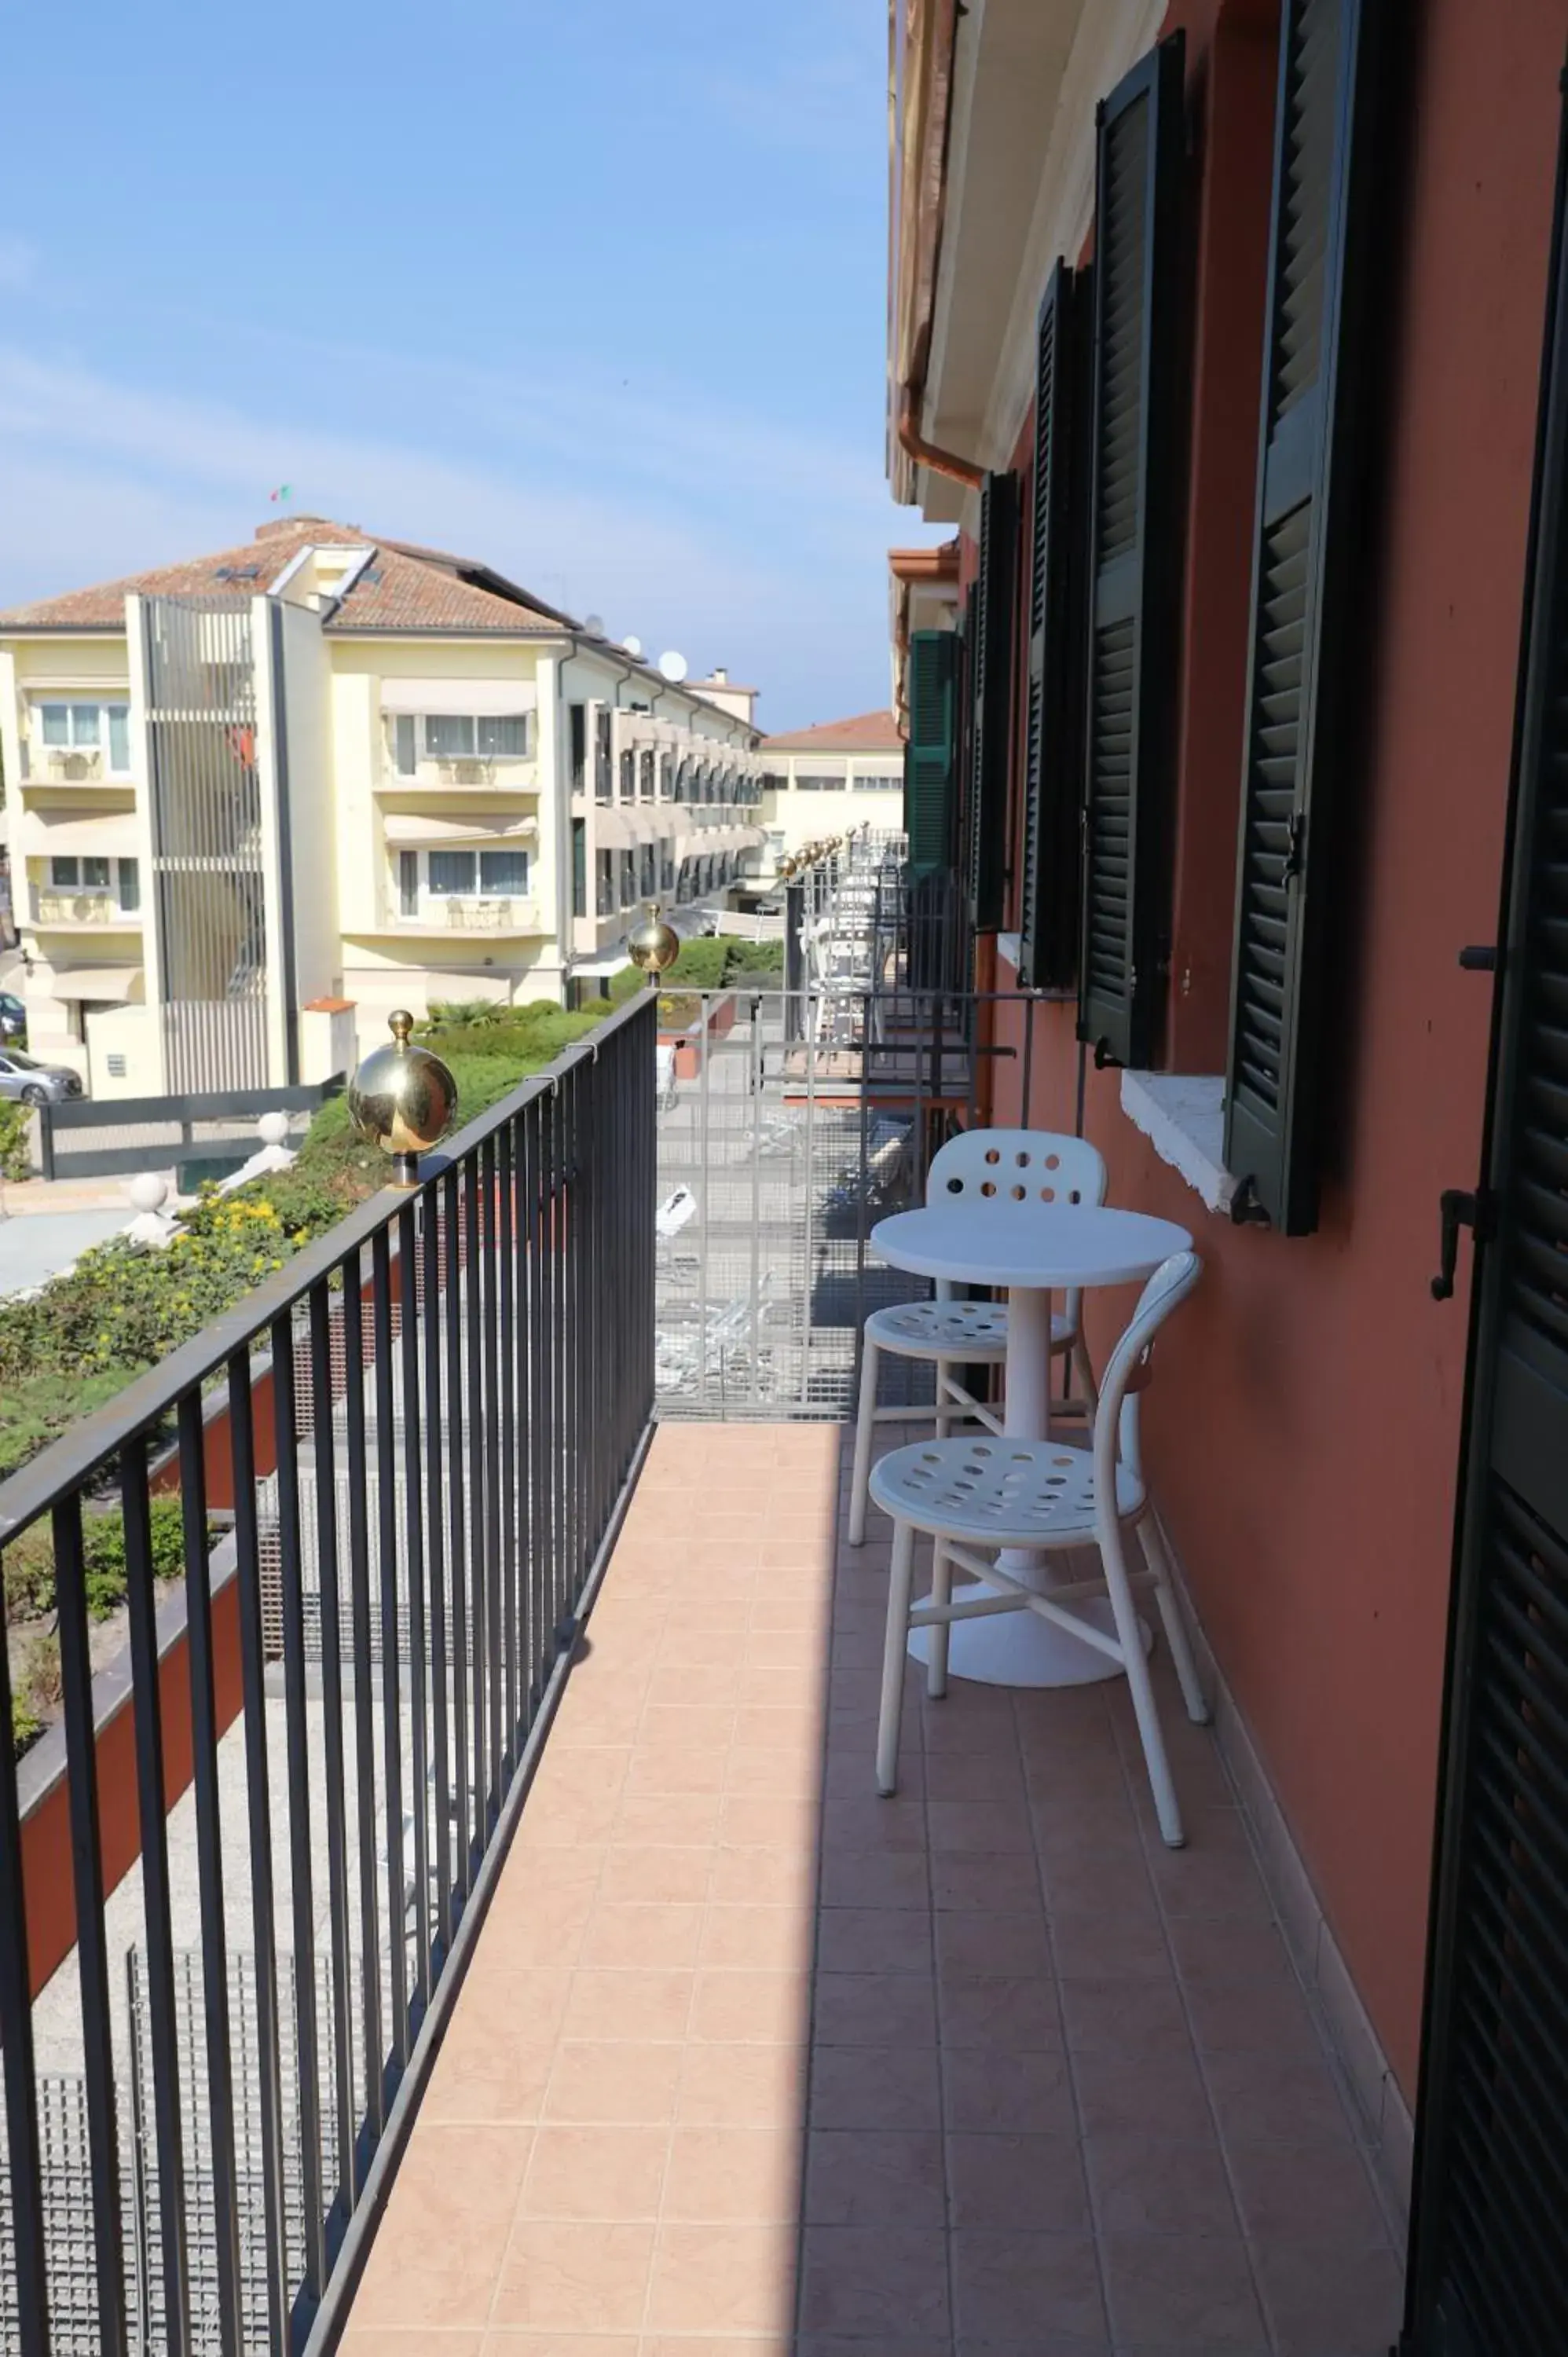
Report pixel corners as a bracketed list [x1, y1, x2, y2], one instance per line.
[48, 965, 145, 1002]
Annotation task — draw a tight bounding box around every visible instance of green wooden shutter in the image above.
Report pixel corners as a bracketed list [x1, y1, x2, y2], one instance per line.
[1078, 33, 1185, 1067]
[904, 628, 960, 878]
[1223, 0, 1384, 1231]
[966, 471, 1019, 929]
[1019, 261, 1088, 990]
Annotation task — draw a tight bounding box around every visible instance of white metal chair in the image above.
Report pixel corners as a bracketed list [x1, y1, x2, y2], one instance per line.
[847, 1128, 1107, 1545]
[867, 1251, 1208, 1847]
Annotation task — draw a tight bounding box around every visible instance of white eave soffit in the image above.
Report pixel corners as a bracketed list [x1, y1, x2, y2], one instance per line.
[379, 679, 538, 716]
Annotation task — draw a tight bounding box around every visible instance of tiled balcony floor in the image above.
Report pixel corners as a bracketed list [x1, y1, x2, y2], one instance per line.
[343, 1420, 1403, 2357]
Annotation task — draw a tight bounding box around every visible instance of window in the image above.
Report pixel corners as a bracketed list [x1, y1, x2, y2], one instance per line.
[117, 858, 140, 913]
[966, 470, 1020, 929]
[658, 754, 673, 800]
[597, 850, 615, 915]
[478, 849, 528, 897]
[572, 817, 587, 918]
[595, 708, 613, 801]
[1077, 33, 1185, 1069]
[905, 631, 961, 877]
[395, 716, 417, 775]
[108, 706, 130, 772]
[50, 856, 112, 891]
[399, 850, 419, 916]
[852, 771, 897, 792]
[38, 701, 129, 768]
[570, 702, 587, 790]
[428, 849, 473, 896]
[621, 749, 636, 800]
[1019, 258, 1090, 992]
[619, 849, 637, 907]
[423, 713, 530, 760]
[1222, 0, 1382, 1233]
[661, 852, 676, 893]
[640, 843, 657, 897]
[640, 750, 655, 801]
[795, 773, 840, 792]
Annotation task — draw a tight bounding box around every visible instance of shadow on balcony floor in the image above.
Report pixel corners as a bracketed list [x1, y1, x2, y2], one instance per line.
[341, 1420, 1402, 2356]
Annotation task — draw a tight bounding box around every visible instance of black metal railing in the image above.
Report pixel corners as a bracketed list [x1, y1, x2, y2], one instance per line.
[0, 992, 657, 2355]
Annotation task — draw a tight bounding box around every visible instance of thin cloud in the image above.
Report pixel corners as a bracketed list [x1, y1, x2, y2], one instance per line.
[0, 235, 37, 289]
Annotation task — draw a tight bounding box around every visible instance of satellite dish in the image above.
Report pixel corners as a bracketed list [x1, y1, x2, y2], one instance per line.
[584, 613, 606, 637]
[622, 634, 644, 658]
[658, 650, 690, 684]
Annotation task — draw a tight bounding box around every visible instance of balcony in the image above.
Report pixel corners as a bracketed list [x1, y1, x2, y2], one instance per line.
[376, 759, 537, 795]
[0, 907, 1401, 2355]
[29, 891, 142, 930]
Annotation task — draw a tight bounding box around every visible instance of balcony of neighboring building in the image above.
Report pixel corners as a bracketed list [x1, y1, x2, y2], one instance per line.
[16, 696, 138, 801]
[27, 853, 144, 933]
[375, 703, 540, 796]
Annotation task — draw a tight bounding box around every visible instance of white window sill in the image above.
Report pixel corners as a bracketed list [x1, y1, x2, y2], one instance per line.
[1119, 1071, 1240, 1217]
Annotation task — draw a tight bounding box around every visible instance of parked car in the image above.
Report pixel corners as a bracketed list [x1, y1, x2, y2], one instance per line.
[0, 990, 24, 1043]
[0, 1048, 82, 1106]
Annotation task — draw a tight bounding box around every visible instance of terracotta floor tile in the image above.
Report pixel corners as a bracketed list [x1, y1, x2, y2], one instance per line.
[1182, 1972, 1324, 2057]
[614, 1790, 725, 1849]
[1166, 1914, 1295, 1989]
[951, 2229, 1105, 2341]
[490, 2221, 655, 2333]
[662, 2124, 802, 2221]
[931, 1851, 1046, 1914]
[812, 1969, 938, 2048]
[816, 1905, 932, 1975]
[646, 2221, 798, 2335]
[936, 1909, 1054, 1979]
[925, 1749, 1029, 1802]
[943, 2047, 1078, 2137]
[1048, 1910, 1174, 1984]
[690, 1967, 810, 2044]
[624, 1749, 730, 1798]
[1100, 2232, 1266, 2348]
[481, 1872, 603, 1967]
[798, 2225, 951, 2337]
[676, 2040, 809, 2127]
[654, 1622, 749, 1666]
[819, 1793, 929, 1851]
[1073, 2034, 1213, 2143]
[818, 1846, 931, 1909]
[810, 2044, 942, 2132]
[947, 2131, 1092, 2233]
[560, 1967, 695, 2044]
[1084, 2132, 1239, 2237]
[927, 1798, 1039, 1854]
[581, 1901, 706, 1970]
[352, 2126, 534, 2330]
[647, 1661, 749, 1711]
[732, 1700, 822, 1747]
[700, 1904, 813, 1972]
[639, 1703, 738, 1753]
[938, 1974, 1062, 2054]
[1226, 2136, 1390, 2248]
[804, 2128, 946, 2227]
[514, 1780, 626, 1850]
[1040, 1848, 1160, 1919]
[544, 2041, 684, 2124]
[720, 1793, 821, 1849]
[1251, 2238, 1405, 2355]
[598, 1846, 713, 1906]
[343, 2336, 482, 2354]
[711, 1843, 819, 1908]
[1057, 1976, 1187, 2056]
[725, 1746, 822, 1800]
[521, 2124, 669, 2220]
[1203, 2047, 1358, 2150]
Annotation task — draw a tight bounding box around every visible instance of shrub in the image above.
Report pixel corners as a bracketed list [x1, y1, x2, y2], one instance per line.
[3, 1494, 191, 1627]
[11, 1685, 43, 1758]
[0, 1099, 30, 1182]
[0, 1367, 135, 1481]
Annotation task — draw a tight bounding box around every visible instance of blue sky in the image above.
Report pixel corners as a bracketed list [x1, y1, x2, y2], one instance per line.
[0, 1, 940, 729]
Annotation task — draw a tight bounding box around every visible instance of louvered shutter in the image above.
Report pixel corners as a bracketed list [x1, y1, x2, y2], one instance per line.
[1222, 0, 1382, 1231]
[904, 628, 959, 878]
[966, 471, 1019, 929]
[1078, 34, 1185, 1067]
[1019, 262, 1088, 990]
[1405, 67, 1568, 2356]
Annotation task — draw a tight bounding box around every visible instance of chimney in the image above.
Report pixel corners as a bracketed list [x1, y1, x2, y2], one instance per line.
[710, 665, 728, 684]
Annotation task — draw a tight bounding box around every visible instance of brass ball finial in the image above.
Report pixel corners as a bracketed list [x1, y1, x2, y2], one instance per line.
[628, 900, 680, 986]
[348, 1008, 459, 1188]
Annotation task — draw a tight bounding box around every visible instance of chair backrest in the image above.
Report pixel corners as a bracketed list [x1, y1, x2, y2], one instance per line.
[1095, 1250, 1202, 1490]
[925, 1128, 1107, 1211]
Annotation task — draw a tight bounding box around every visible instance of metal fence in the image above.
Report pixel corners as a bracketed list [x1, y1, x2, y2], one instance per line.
[654, 984, 1066, 1419]
[0, 991, 656, 2356]
[37, 1083, 344, 1185]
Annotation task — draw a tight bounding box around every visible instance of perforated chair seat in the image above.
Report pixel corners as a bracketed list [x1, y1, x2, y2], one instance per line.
[868, 1435, 1144, 1544]
[862, 1298, 1074, 1363]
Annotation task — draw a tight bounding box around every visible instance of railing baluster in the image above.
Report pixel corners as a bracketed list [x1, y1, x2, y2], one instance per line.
[307, 1284, 356, 2234]
[371, 1229, 408, 2075]
[498, 1123, 518, 1764]
[480, 1136, 503, 1809]
[0, 1582, 50, 2357]
[398, 1200, 432, 2012]
[226, 1360, 289, 2352]
[123, 1434, 193, 2354]
[526, 1095, 546, 1720]
[442, 1164, 471, 1897]
[269, 1318, 325, 2316]
[339, 1269, 383, 2159]
[464, 1149, 487, 1839]
[53, 1493, 130, 2352]
[422, 1194, 452, 1957]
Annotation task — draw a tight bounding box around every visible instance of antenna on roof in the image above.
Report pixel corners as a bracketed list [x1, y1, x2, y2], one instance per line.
[658, 650, 690, 684]
[584, 613, 606, 637]
[622, 634, 643, 658]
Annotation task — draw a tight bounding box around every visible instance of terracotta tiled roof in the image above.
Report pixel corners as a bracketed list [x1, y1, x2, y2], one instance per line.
[0, 519, 571, 636]
[761, 708, 904, 753]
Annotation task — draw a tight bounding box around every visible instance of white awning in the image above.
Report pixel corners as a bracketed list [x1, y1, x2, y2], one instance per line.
[28, 817, 141, 858]
[48, 965, 145, 1002]
[379, 679, 537, 717]
[383, 812, 537, 846]
[594, 808, 637, 849]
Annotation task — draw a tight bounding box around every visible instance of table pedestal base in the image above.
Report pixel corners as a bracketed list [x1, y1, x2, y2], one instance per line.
[907, 1572, 1153, 1690]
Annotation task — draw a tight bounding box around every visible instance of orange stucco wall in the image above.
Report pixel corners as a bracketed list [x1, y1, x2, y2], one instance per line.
[984, 0, 1568, 2095]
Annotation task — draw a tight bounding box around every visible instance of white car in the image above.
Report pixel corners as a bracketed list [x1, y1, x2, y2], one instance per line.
[0, 1048, 83, 1106]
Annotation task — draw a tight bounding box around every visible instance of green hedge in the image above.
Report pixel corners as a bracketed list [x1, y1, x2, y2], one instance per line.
[0, 1101, 30, 1183]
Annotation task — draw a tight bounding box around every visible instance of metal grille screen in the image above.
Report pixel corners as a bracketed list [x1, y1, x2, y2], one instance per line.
[143, 598, 269, 1093]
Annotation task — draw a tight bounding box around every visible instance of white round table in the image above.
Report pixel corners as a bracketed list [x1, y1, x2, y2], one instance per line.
[869, 1202, 1193, 1688]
